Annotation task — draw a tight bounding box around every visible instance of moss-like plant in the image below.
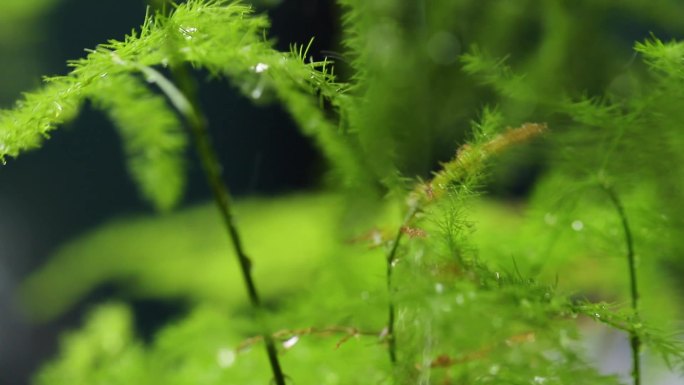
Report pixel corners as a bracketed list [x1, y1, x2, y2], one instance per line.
[4, 1, 684, 384]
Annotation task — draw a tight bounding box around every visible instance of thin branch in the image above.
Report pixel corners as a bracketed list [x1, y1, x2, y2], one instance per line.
[385, 205, 419, 364]
[418, 331, 536, 370]
[385, 122, 547, 366]
[236, 325, 382, 353]
[601, 182, 641, 385]
[139, 63, 287, 385]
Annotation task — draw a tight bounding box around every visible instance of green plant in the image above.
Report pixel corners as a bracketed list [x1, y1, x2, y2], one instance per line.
[4, 1, 684, 384]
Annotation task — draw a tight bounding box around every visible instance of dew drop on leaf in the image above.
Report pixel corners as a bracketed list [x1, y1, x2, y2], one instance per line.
[179, 26, 197, 40]
[252, 63, 269, 73]
[53, 102, 63, 118]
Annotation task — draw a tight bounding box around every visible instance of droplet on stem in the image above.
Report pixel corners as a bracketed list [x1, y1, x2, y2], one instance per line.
[282, 336, 299, 349]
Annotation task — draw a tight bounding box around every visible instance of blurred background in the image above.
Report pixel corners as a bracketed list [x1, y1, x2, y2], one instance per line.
[2, 0, 684, 384]
[0, 0, 336, 383]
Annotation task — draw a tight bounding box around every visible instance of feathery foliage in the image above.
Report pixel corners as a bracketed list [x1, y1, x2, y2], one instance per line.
[0, 0, 360, 209]
[3, 0, 684, 384]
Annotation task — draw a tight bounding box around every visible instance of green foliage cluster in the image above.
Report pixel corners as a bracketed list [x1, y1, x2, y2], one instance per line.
[3, 0, 684, 384]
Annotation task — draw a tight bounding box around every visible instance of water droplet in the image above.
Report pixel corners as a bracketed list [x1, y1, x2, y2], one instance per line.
[594, 313, 601, 318]
[533, 376, 547, 384]
[251, 84, 264, 99]
[252, 63, 269, 73]
[544, 213, 557, 226]
[179, 26, 197, 40]
[435, 283, 444, 294]
[53, 102, 63, 118]
[571, 220, 584, 231]
[283, 336, 299, 349]
[216, 348, 236, 368]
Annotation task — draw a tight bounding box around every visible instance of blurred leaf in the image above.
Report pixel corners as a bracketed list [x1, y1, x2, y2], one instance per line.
[21, 193, 388, 321]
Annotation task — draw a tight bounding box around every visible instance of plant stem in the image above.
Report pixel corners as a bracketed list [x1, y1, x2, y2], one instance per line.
[385, 205, 419, 365]
[602, 183, 640, 385]
[385, 229, 402, 365]
[140, 64, 286, 385]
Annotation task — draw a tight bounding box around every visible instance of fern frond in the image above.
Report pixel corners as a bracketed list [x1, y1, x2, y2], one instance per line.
[413, 119, 546, 204]
[89, 74, 187, 211]
[572, 301, 684, 372]
[334, 0, 368, 85]
[0, 76, 82, 161]
[635, 37, 684, 79]
[1, 0, 366, 207]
